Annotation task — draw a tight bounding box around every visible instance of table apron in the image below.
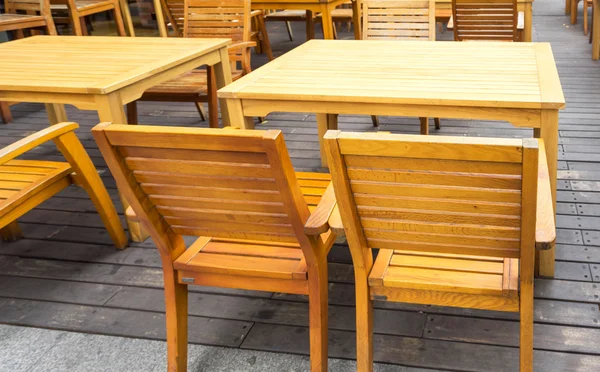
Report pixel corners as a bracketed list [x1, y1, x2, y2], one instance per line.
[240, 99, 543, 128]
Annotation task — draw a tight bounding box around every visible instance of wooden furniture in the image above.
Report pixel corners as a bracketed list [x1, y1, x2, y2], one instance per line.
[218, 39, 565, 277]
[252, 0, 361, 40]
[451, 0, 520, 41]
[0, 35, 234, 242]
[0, 0, 57, 37]
[362, 0, 440, 132]
[571, 0, 593, 32]
[127, 0, 256, 128]
[0, 122, 127, 248]
[50, 0, 128, 36]
[593, 0, 599, 60]
[0, 102, 12, 123]
[92, 123, 337, 372]
[323, 131, 555, 372]
[265, 9, 316, 40]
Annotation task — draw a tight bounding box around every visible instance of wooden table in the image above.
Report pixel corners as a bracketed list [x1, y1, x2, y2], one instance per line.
[593, 0, 599, 60]
[0, 35, 233, 242]
[218, 39, 565, 277]
[254, 0, 360, 40]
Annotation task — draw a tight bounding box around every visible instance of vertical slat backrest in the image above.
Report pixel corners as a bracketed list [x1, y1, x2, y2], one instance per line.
[452, 0, 518, 41]
[92, 124, 315, 262]
[325, 131, 538, 262]
[6, 0, 44, 13]
[362, 0, 436, 41]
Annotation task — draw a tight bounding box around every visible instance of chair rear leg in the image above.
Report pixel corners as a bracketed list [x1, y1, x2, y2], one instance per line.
[194, 102, 207, 122]
[1, 221, 23, 242]
[257, 15, 274, 61]
[355, 280, 374, 372]
[308, 263, 328, 372]
[0, 102, 12, 124]
[207, 66, 219, 128]
[371, 115, 379, 127]
[286, 21, 294, 41]
[164, 268, 189, 372]
[126, 102, 139, 124]
[434, 117, 441, 130]
[419, 117, 429, 135]
[113, 4, 127, 36]
[520, 284, 534, 372]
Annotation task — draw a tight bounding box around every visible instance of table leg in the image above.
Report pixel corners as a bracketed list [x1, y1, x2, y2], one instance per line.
[524, 3, 533, 42]
[226, 99, 254, 129]
[321, 6, 335, 40]
[96, 93, 150, 243]
[535, 110, 559, 278]
[316, 113, 338, 167]
[572, 0, 579, 24]
[119, 0, 136, 36]
[45, 103, 68, 125]
[566, 0, 571, 14]
[306, 10, 315, 40]
[593, 0, 600, 60]
[213, 47, 234, 127]
[352, 0, 361, 40]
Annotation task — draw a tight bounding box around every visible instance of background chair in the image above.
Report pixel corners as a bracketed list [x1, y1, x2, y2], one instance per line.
[127, 0, 258, 127]
[92, 123, 337, 372]
[50, 0, 128, 36]
[451, 0, 522, 41]
[0, 102, 13, 124]
[362, 0, 440, 133]
[0, 122, 127, 249]
[324, 131, 556, 372]
[0, 0, 57, 37]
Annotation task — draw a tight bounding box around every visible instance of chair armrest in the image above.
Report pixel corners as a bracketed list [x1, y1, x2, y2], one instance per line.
[228, 41, 257, 52]
[328, 204, 345, 236]
[518, 11, 524, 30]
[305, 182, 337, 235]
[536, 140, 556, 250]
[0, 122, 79, 166]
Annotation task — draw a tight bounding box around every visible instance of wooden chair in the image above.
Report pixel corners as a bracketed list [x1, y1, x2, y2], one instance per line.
[451, 0, 521, 41]
[584, 0, 593, 35]
[362, 0, 440, 134]
[324, 131, 556, 372]
[0, 122, 127, 249]
[50, 0, 127, 36]
[127, 0, 258, 127]
[92, 123, 336, 372]
[0, 0, 57, 37]
[0, 102, 12, 124]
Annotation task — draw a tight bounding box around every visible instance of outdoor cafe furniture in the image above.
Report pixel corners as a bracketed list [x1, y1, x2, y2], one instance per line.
[0, 122, 127, 249]
[0, 35, 234, 242]
[92, 123, 337, 372]
[362, 0, 441, 132]
[593, 0, 599, 60]
[127, 0, 257, 128]
[0, 102, 12, 123]
[451, 0, 523, 41]
[217, 39, 565, 277]
[324, 131, 555, 372]
[570, 0, 593, 34]
[50, 0, 129, 36]
[0, 0, 57, 37]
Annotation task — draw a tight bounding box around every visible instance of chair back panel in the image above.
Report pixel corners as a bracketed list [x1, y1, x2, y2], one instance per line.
[325, 131, 538, 259]
[94, 125, 312, 247]
[452, 0, 518, 41]
[184, 0, 250, 42]
[160, 0, 185, 36]
[6, 0, 44, 13]
[362, 0, 436, 41]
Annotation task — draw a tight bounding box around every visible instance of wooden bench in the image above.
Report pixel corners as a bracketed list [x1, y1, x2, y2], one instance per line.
[324, 131, 555, 372]
[0, 122, 127, 249]
[92, 123, 337, 372]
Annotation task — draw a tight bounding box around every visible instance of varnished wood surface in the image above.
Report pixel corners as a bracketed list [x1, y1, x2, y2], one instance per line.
[0, 2, 600, 370]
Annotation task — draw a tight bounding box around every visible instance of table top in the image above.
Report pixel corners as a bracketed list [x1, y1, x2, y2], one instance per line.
[0, 36, 230, 95]
[218, 40, 564, 110]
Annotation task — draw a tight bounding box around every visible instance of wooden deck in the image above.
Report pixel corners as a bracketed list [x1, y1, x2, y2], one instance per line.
[1, 0, 600, 370]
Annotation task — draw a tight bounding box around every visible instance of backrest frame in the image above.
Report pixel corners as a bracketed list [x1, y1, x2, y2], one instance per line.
[452, 0, 519, 41]
[362, 0, 436, 41]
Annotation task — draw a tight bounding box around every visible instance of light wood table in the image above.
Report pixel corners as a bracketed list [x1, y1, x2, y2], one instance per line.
[219, 39, 565, 277]
[593, 0, 599, 60]
[255, 0, 360, 40]
[0, 35, 233, 242]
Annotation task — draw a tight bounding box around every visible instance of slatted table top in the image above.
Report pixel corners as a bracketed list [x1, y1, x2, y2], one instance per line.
[218, 39, 565, 110]
[0, 36, 230, 95]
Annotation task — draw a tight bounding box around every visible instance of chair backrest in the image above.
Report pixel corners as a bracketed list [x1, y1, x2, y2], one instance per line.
[183, 0, 250, 42]
[158, 0, 185, 36]
[452, 0, 518, 41]
[324, 131, 538, 267]
[362, 0, 436, 41]
[5, 0, 45, 14]
[92, 124, 319, 263]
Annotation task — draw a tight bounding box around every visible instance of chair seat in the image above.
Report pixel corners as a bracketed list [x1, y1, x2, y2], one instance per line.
[368, 250, 519, 311]
[173, 171, 332, 281]
[143, 70, 244, 97]
[0, 13, 46, 27]
[0, 160, 72, 219]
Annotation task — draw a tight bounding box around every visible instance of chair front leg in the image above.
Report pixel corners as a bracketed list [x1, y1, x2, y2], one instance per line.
[112, 2, 127, 36]
[164, 267, 189, 371]
[308, 263, 329, 372]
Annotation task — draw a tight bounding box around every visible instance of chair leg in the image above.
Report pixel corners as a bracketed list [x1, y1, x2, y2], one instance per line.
[355, 279, 374, 372]
[520, 287, 534, 372]
[308, 263, 328, 372]
[257, 15, 274, 61]
[0, 102, 12, 124]
[207, 66, 219, 128]
[80, 18, 89, 36]
[113, 4, 127, 36]
[1, 221, 23, 242]
[434, 117, 441, 130]
[285, 21, 294, 41]
[70, 12, 84, 35]
[419, 117, 429, 135]
[194, 102, 207, 122]
[572, 0, 579, 24]
[126, 102, 139, 124]
[371, 115, 379, 127]
[54, 132, 128, 249]
[164, 268, 189, 372]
